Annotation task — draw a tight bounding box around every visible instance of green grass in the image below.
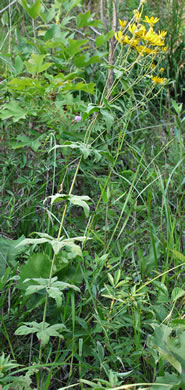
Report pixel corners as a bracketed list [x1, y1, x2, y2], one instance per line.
[0, 0, 185, 389]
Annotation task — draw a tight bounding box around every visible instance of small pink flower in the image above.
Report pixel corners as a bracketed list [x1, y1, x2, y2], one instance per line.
[75, 115, 82, 122]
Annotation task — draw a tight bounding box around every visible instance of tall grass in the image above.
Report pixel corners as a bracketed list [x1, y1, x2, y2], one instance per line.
[0, 0, 184, 389]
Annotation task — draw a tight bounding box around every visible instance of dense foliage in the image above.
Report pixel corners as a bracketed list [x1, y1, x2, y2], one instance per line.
[0, 0, 185, 389]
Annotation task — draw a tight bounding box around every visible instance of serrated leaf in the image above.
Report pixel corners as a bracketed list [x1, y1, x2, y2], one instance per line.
[7, 77, 43, 93]
[0, 101, 28, 122]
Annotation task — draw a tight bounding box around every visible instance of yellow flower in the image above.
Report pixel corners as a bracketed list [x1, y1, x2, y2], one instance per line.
[162, 46, 167, 52]
[144, 16, 160, 26]
[133, 9, 141, 22]
[152, 63, 156, 69]
[115, 30, 123, 43]
[160, 67, 164, 72]
[152, 76, 167, 85]
[158, 30, 167, 38]
[140, 0, 146, 4]
[129, 23, 138, 35]
[129, 23, 146, 39]
[115, 31, 139, 47]
[136, 45, 157, 55]
[119, 19, 127, 29]
[129, 38, 140, 47]
[144, 27, 165, 46]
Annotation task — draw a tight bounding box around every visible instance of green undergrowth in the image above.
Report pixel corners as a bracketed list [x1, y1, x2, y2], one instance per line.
[0, 0, 184, 389]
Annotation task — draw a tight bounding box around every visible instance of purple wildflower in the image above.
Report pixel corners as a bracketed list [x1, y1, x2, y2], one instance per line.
[75, 115, 82, 122]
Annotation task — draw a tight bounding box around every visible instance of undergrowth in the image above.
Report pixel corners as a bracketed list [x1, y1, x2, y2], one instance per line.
[0, 0, 184, 389]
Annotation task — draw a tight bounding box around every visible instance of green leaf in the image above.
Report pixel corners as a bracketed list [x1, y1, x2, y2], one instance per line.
[83, 103, 101, 120]
[149, 325, 183, 374]
[16, 232, 88, 256]
[171, 98, 182, 115]
[7, 77, 44, 93]
[96, 30, 115, 48]
[99, 184, 108, 203]
[152, 372, 180, 390]
[15, 321, 65, 346]
[0, 101, 28, 123]
[0, 54, 16, 73]
[15, 322, 39, 336]
[76, 11, 102, 28]
[14, 55, 25, 74]
[167, 330, 185, 371]
[66, 38, 89, 57]
[157, 345, 182, 374]
[171, 287, 185, 302]
[11, 133, 44, 152]
[114, 269, 121, 285]
[100, 109, 114, 131]
[74, 52, 105, 68]
[25, 54, 53, 75]
[17, 253, 51, 289]
[64, 81, 95, 94]
[47, 286, 63, 308]
[47, 193, 90, 217]
[108, 273, 114, 287]
[97, 341, 104, 363]
[18, 0, 41, 19]
[171, 249, 185, 262]
[51, 141, 96, 159]
[23, 277, 80, 305]
[121, 79, 134, 97]
[70, 195, 90, 217]
[0, 236, 25, 277]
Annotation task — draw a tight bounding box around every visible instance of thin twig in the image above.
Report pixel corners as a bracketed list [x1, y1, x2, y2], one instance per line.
[0, 0, 17, 14]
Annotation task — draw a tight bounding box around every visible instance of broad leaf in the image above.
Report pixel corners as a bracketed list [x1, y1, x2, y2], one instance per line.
[76, 11, 102, 28]
[0, 101, 28, 122]
[25, 54, 53, 75]
[17, 253, 51, 289]
[18, 0, 41, 19]
[171, 287, 185, 302]
[0, 236, 25, 277]
[96, 30, 115, 48]
[15, 321, 65, 346]
[100, 109, 114, 131]
[46, 193, 90, 217]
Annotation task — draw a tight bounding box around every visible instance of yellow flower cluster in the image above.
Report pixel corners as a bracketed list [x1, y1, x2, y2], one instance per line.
[115, 11, 168, 85]
[115, 13, 167, 57]
[152, 76, 167, 85]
